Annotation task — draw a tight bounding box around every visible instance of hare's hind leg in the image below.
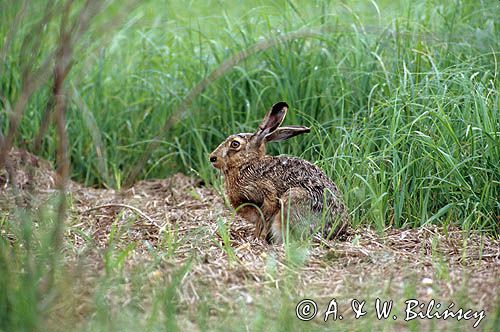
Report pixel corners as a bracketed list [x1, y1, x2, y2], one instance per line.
[271, 188, 311, 243]
[236, 196, 280, 241]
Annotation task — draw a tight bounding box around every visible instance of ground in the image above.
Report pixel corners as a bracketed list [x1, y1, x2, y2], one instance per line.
[1, 149, 499, 331]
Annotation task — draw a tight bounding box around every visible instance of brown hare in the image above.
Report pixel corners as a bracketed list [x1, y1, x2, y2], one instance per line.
[209, 102, 348, 243]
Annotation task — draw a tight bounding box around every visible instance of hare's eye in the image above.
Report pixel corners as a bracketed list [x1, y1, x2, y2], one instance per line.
[230, 141, 240, 149]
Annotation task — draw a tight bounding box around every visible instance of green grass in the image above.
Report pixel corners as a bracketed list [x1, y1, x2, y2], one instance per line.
[1, 0, 499, 331]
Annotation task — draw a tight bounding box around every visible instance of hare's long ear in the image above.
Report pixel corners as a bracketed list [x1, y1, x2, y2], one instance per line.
[252, 102, 288, 144]
[265, 125, 310, 142]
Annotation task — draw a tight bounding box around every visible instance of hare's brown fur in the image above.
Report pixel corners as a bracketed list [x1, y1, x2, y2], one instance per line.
[210, 102, 348, 243]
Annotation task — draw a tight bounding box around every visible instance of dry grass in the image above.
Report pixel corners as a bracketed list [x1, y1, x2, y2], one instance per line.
[1, 149, 499, 330]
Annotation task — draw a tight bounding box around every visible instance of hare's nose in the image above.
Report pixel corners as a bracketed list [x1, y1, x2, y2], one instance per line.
[210, 156, 217, 163]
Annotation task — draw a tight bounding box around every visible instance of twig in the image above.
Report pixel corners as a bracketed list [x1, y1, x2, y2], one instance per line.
[46, 0, 107, 292]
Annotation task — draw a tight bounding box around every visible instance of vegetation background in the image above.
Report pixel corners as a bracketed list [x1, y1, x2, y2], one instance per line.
[0, 0, 499, 331]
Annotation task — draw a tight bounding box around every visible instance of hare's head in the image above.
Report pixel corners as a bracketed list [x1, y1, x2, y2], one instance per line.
[209, 102, 310, 172]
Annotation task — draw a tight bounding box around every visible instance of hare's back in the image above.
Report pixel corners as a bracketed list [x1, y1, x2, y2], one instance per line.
[258, 156, 340, 197]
